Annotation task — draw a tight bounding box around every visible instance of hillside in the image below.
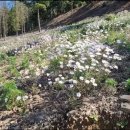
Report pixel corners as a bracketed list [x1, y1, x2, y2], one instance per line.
[1, 1, 130, 130]
[46, 1, 130, 28]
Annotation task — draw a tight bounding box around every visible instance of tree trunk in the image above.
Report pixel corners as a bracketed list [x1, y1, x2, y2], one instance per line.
[37, 8, 41, 32]
[16, 31, 18, 36]
[24, 23, 25, 33]
[22, 25, 23, 34]
[2, 15, 6, 39]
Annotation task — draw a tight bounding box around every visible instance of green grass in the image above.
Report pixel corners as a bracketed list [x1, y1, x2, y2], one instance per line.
[0, 80, 24, 110]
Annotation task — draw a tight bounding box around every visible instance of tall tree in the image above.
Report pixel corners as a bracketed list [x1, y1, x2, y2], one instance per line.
[9, 1, 29, 36]
[0, 2, 9, 39]
[0, 9, 2, 38]
[19, 2, 29, 34]
[34, 3, 46, 32]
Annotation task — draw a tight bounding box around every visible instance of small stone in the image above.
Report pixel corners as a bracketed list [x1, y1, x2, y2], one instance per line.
[121, 103, 130, 113]
[120, 95, 130, 102]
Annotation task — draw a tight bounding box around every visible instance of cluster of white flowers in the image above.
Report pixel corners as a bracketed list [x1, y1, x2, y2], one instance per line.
[41, 34, 122, 98]
[16, 95, 28, 101]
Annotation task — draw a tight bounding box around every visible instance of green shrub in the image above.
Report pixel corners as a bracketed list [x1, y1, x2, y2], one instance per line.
[32, 50, 47, 64]
[0, 81, 24, 110]
[8, 56, 16, 66]
[102, 31, 125, 45]
[10, 67, 20, 78]
[7, 56, 20, 78]
[21, 56, 29, 69]
[53, 83, 64, 90]
[125, 78, 130, 92]
[105, 78, 117, 88]
[74, 70, 86, 80]
[67, 30, 79, 43]
[49, 57, 61, 72]
[116, 120, 128, 128]
[0, 52, 7, 61]
[105, 14, 115, 21]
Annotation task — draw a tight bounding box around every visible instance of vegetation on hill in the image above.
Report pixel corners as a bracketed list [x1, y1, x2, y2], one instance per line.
[1, 1, 130, 130]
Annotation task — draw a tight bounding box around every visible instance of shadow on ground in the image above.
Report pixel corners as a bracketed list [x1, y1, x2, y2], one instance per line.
[46, 1, 130, 28]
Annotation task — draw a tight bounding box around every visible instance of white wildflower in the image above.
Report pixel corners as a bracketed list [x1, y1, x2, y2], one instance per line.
[16, 96, 22, 101]
[116, 39, 122, 44]
[73, 80, 78, 84]
[58, 74, 62, 77]
[79, 69, 83, 72]
[58, 80, 64, 84]
[76, 92, 81, 98]
[79, 76, 84, 81]
[90, 66, 94, 70]
[103, 54, 108, 58]
[113, 65, 118, 69]
[91, 63, 96, 66]
[97, 48, 101, 52]
[113, 54, 121, 60]
[104, 68, 111, 73]
[79, 65, 85, 70]
[85, 80, 90, 84]
[55, 77, 60, 82]
[59, 61, 63, 65]
[48, 81, 53, 85]
[93, 83, 97, 87]
[36, 71, 40, 76]
[63, 54, 67, 58]
[46, 73, 50, 76]
[85, 65, 89, 69]
[70, 71, 74, 75]
[80, 60, 85, 64]
[38, 84, 42, 87]
[96, 52, 102, 56]
[5, 98, 8, 103]
[60, 64, 64, 68]
[41, 69, 45, 73]
[108, 56, 112, 59]
[90, 78, 95, 83]
[82, 57, 87, 61]
[70, 84, 74, 88]
[25, 76, 30, 79]
[61, 76, 65, 80]
[22, 95, 28, 101]
[24, 69, 29, 75]
[69, 54, 73, 58]
[69, 79, 73, 83]
[90, 54, 95, 58]
[76, 62, 80, 67]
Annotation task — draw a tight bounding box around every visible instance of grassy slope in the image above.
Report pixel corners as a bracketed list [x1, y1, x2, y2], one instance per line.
[1, 2, 130, 129]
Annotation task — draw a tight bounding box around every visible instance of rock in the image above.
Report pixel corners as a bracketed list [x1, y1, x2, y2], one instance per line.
[120, 95, 130, 102]
[121, 103, 130, 113]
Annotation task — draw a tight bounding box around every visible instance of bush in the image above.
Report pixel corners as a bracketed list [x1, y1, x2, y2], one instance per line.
[49, 57, 61, 72]
[102, 31, 125, 45]
[0, 81, 25, 110]
[67, 30, 79, 43]
[0, 52, 7, 61]
[105, 78, 117, 88]
[105, 14, 115, 21]
[125, 78, 130, 92]
[21, 56, 29, 69]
